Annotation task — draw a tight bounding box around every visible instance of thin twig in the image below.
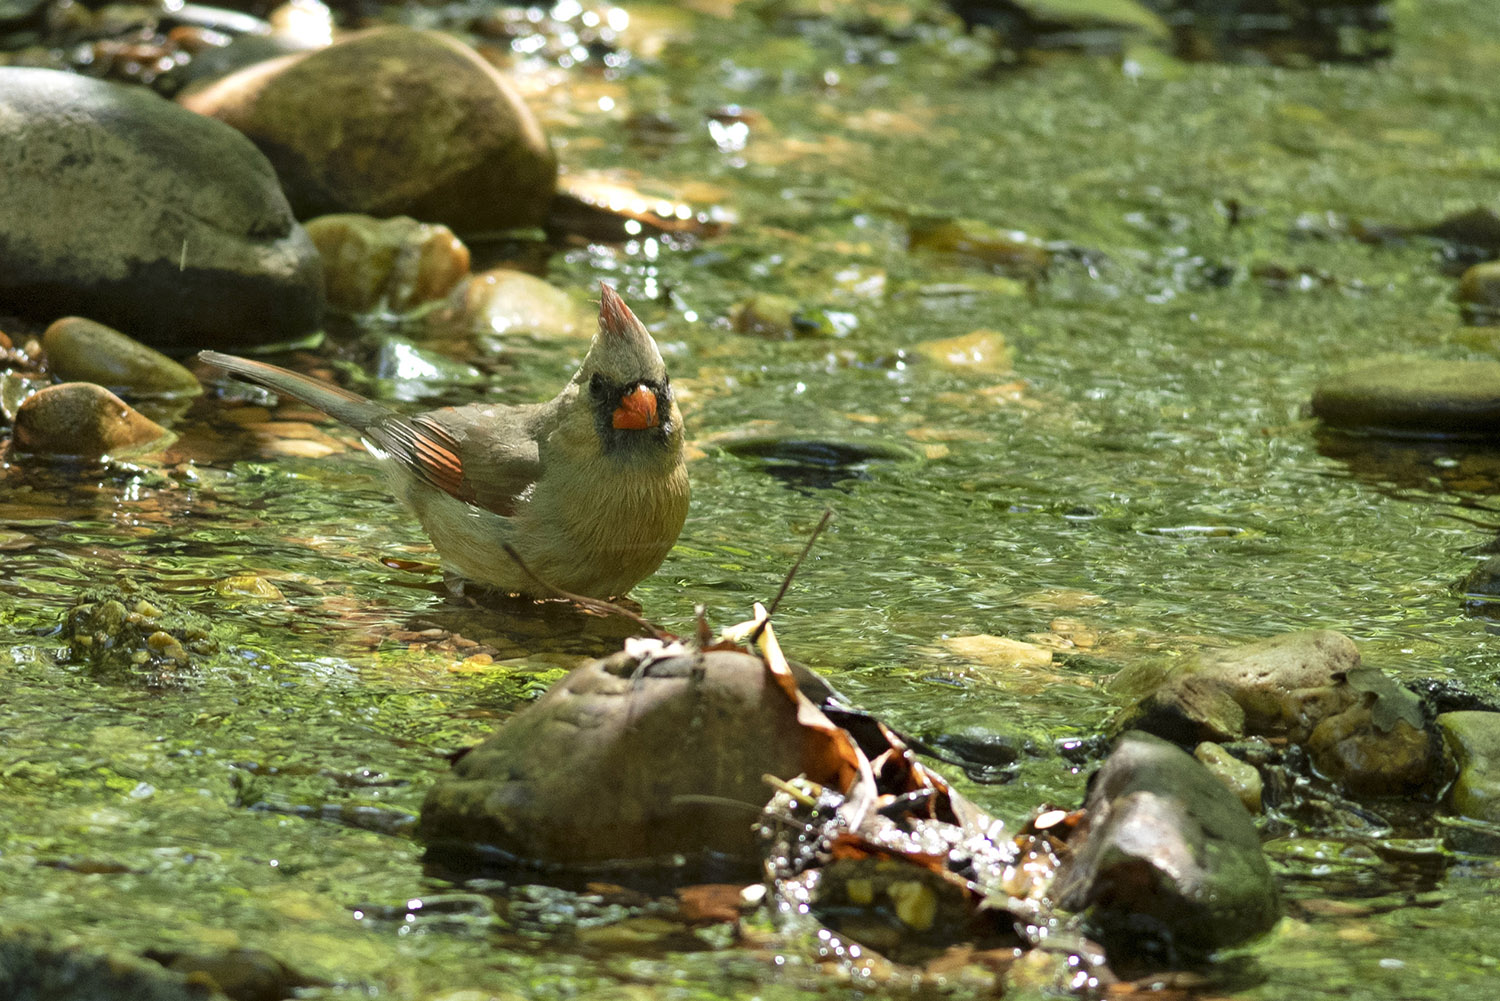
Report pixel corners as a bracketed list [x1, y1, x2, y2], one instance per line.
[749, 509, 833, 643]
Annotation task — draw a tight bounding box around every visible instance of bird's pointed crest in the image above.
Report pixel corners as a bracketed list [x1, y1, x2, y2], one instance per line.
[583, 282, 666, 382]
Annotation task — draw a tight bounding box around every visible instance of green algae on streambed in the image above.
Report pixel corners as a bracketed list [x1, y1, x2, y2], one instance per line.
[6, 1, 1500, 997]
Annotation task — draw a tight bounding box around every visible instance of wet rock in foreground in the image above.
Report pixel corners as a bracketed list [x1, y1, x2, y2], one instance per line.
[0, 67, 324, 351]
[1311, 357, 1500, 437]
[1054, 731, 1280, 961]
[420, 646, 811, 867]
[0, 932, 224, 1001]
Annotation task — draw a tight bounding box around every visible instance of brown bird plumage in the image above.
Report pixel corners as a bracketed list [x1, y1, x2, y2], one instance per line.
[198, 284, 689, 598]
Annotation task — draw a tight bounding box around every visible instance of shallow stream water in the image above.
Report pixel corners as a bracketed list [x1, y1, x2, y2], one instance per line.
[4, 1, 1500, 997]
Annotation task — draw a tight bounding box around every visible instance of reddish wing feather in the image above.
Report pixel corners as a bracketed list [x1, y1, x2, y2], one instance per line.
[369, 414, 485, 509]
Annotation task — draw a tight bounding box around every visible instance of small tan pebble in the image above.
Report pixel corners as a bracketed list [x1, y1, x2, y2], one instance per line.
[13, 381, 172, 457]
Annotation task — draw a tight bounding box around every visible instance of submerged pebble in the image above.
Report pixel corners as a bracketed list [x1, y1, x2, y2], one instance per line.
[12, 382, 173, 458]
[63, 582, 217, 685]
[42, 317, 202, 399]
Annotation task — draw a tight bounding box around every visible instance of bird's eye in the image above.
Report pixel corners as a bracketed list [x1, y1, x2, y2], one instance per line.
[589, 373, 607, 397]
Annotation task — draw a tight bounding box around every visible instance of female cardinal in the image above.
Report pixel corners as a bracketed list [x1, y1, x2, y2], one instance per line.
[198, 284, 689, 599]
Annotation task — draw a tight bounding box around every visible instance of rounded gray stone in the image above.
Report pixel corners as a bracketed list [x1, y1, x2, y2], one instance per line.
[0, 67, 324, 351]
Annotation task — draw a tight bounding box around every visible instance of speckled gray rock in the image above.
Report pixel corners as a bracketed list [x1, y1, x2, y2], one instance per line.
[1311, 357, 1500, 436]
[0, 68, 324, 351]
[1054, 731, 1279, 959]
[180, 28, 557, 235]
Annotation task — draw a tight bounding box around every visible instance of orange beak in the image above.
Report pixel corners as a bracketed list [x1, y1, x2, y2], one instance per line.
[611, 384, 659, 430]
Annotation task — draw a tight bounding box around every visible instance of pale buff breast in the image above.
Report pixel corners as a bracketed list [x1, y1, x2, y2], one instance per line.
[381, 452, 688, 598]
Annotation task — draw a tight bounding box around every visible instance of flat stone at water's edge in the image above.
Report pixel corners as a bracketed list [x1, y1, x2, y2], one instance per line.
[1311, 358, 1500, 435]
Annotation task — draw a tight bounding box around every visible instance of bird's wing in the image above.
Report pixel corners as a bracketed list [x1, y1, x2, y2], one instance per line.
[365, 405, 544, 518]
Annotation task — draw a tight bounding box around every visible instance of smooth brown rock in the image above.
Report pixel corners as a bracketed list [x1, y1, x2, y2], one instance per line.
[181, 28, 557, 234]
[1306, 704, 1435, 796]
[304, 214, 470, 315]
[13, 382, 172, 457]
[1113, 630, 1362, 745]
[419, 647, 812, 866]
[43, 317, 202, 398]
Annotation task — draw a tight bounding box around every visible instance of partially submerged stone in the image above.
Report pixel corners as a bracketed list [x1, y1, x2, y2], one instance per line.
[1113, 630, 1361, 744]
[1054, 731, 1280, 959]
[1113, 630, 1436, 796]
[43, 317, 202, 399]
[1311, 358, 1500, 436]
[1437, 711, 1500, 823]
[419, 646, 813, 866]
[433, 268, 590, 339]
[13, 382, 173, 458]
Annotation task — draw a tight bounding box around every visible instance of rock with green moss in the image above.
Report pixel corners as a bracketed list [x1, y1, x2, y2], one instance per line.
[1112, 630, 1437, 795]
[1437, 711, 1500, 823]
[64, 581, 217, 685]
[1054, 731, 1280, 960]
[1311, 357, 1500, 436]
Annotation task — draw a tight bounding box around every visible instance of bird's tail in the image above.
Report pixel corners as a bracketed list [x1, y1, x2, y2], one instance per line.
[197, 351, 390, 431]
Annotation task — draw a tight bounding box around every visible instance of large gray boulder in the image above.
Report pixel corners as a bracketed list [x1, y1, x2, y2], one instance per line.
[0, 68, 323, 351]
